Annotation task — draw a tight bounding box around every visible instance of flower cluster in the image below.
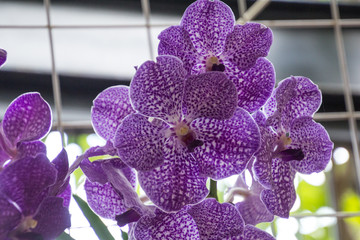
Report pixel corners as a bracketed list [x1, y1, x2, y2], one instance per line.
[0, 90, 71, 239]
[0, 0, 334, 239]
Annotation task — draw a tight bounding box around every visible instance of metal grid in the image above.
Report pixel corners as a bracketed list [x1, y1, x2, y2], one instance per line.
[1, 0, 360, 237]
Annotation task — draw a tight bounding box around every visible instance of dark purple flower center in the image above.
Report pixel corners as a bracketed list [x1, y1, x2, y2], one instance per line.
[205, 56, 225, 72]
[211, 63, 225, 72]
[278, 148, 304, 162]
[180, 132, 204, 152]
[174, 122, 203, 152]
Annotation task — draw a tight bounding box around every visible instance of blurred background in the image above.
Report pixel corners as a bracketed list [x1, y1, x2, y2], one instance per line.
[0, 0, 360, 239]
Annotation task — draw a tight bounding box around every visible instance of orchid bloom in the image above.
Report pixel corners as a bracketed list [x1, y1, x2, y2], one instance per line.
[114, 55, 260, 212]
[253, 76, 333, 217]
[0, 93, 52, 169]
[158, 0, 275, 113]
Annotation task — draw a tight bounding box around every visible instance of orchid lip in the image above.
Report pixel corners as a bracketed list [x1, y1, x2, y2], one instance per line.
[278, 148, 305, 162]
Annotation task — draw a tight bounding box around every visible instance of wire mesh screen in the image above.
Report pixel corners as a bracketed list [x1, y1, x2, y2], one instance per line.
[1, 0, 360, 239]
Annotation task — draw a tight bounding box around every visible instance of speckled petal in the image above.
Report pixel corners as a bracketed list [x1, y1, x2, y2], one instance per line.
[0, 48, 6, 67]
[265, 76, 322, 131]
[51, 149, 68, 189]
[33, 197, 71, 240]
[130, 55, 187, 123]
[187, 198, 244, 240]
[0, 192, 21, 239]
[222, 23, 272, 70]
[224, 58, 275, 113]
[49, 149, 70, 198]
[240, 225, 275, 240]
[84, 179, 127, 220]
[261, 159, 296, 218]
[134, 208, 200, 240]
[138, 137, 208, 212]
[235, 194, 274, 225]
[114, 113, 168, 171]
[2, 93, 51, 146]
[16, 140, 47, 160]
[289, 117, 333, 174]
[92, 86, 135, 141]
[180, 0, 234, 55]
[102, 161, 153, 217]
[182, 72, 237, 121]
[253, 112, 278, 189]
[57, 183, 71, 208]
[0, 154, 57, 216]
[192, 108, 260, 180]
[158, 26, 200, 74]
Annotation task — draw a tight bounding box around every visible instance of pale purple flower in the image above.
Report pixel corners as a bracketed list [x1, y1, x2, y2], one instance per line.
[253, 76, 333, 218]
[233, 165, 274, 225]
[0, 153, 70, 240]
[132, 198, 275, 240]
[80, 85, 154, 221]
[80, 156, 155, 222]
[158, 0, 275, 112]
[114, 55, 260, 212]
[0, 93, 51, 169]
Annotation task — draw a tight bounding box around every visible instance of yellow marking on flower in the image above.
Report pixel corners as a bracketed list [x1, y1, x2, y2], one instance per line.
[176, 125, 189, 136]
[280, 134, 292, 146]
[205, 56, 220, 71]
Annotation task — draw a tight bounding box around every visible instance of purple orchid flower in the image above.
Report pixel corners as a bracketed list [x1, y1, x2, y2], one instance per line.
[114, 55, 260, 212]
[0, 49, 6, 67]
[253, 76, 334, 218]
[0, 93, 52, 169]
[232, 166, 274, 226]
[158, 0, 275, 112]
[0, 153, 71, 240]
[80, 157, 154, 222]
[80, 85, 155, 221]
[132, 198, 275, 240]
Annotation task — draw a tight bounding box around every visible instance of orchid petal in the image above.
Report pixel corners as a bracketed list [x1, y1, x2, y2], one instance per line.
[222, 23, 272, 70]
[134, 208, 200, 240]
[235, 194, 274, 225]
[158, 26, 200, 74]
[0, 154, 57, 216]
[2, 93, 51, 146]
[261, 159, 296, 218]
[225, 58, 275, 113]
[187, 198, 244, 240]
[181, 0, 235, 55]
[114, 113, 168, 171]
[33, 197, 71, 240]
[265, 76, 322, 131]
[16, 140, 47, 160]
[289, 117, 333, 174]
[241, 225, 275, 240]
[138, 137, 208, 212]
[92, 86, 135, 141]
[192, 108, 260, 180]
[130, 55, 187, 123]
[102, 162, 153, 218]
[0, 192, 21, 239]
[84, 180, 127, 220]
[182, 72, 237, 121]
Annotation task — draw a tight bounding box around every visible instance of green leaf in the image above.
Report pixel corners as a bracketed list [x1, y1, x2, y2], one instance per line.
[73, 194, 115, 240]
[297, 180, 327, 212]
[56, 232, 75, 240]
[121, 230, 128, 240]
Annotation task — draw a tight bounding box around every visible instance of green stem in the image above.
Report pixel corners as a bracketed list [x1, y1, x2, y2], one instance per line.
[208, 179, 218, 201]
